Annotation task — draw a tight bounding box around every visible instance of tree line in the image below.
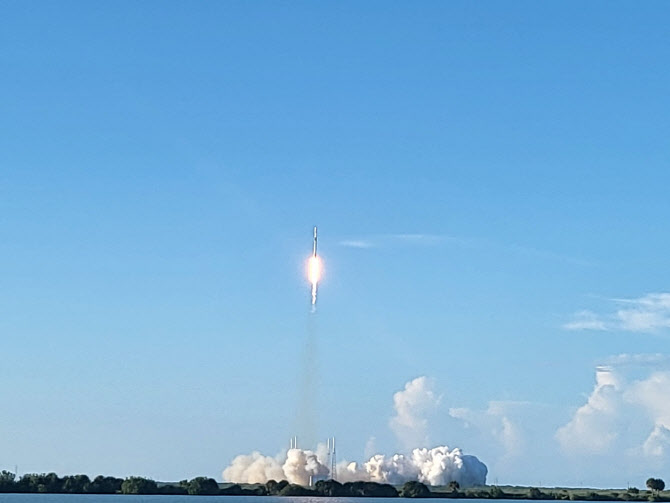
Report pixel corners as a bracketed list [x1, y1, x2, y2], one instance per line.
[0, 471, 221, 495]
[0, 470, 669, 500]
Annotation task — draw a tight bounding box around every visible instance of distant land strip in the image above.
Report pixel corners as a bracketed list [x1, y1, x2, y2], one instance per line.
[1, 471, 669, 500]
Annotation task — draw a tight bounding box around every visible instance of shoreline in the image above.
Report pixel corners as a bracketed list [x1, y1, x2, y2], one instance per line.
[1, 473, 669, 500]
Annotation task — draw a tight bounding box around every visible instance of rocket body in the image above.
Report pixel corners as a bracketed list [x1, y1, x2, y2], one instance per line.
[307, 226, 322, 308]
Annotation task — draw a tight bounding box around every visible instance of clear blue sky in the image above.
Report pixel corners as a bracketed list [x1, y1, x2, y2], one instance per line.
[2, 0, 670, 488]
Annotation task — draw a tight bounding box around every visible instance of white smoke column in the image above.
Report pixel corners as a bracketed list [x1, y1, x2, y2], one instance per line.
[283, 448, 330, 485]
[364, 453, 419, 484]
[337, 461, 368, 483]
[225, 445, 487, 487]
[223, 447, 330, 485]
[222, 451, 285, 484]
[390, 376, 440, 450]
[335, 445, 487, 487]
[411, 446, 488, 487]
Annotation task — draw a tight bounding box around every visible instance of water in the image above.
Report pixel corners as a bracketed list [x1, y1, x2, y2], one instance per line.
[0, 497, 445, 503]
[0, 497, 456, 503]
[0, 496, 493, 503]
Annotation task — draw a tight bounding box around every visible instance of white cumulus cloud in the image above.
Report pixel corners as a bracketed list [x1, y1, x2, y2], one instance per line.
[555, 368, 623, 454]
[449, 401, 527, 459]
[556, 359, 670, 463]
[389, 376, 440, 450]
[565, 293, 670, 333]
[643, 425, 670, 458]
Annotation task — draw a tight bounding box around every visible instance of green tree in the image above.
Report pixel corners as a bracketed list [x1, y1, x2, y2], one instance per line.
[448, 480, 460, 492]
[121, 476, 158, 494]
[265, 479, 278, 494]
[490, 486, 505, 499]
[219, 483, 243, 495]
[529, 487, 543, 499]
[62, 475, 91, 493]
[315, 479, 345, 497]
[344, 481, 398, 497]
[89, 475, 122, 494]
[187, 477, 219, 495]
[0, 471, 16, 492]
[400, 481, 431, 498]
[19, 473, 62, 493]
[274, 480, 289, 493]
[278, 483, 315, 496]
[646, 478, 665, 494]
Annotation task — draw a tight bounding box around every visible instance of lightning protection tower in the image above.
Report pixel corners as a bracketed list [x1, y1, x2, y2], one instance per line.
[327, 437, 337, 480]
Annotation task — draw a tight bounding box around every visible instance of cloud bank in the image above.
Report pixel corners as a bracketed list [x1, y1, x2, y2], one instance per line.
[565, 293, 670, 333]
[556, 358, 670, 463]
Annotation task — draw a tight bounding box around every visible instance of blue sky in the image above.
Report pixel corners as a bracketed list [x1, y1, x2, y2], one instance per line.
[2, 0, 670, 488]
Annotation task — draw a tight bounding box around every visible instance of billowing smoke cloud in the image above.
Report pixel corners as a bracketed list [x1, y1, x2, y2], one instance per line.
[223, 448, 329, 485]
[223, 445, 487, 487]
[222, 451, 285, 484]
[339, 445, 487, 487]
[224, 377, 486, 487]
[390, 376, 440, 450]
[283, 448, 330, 485]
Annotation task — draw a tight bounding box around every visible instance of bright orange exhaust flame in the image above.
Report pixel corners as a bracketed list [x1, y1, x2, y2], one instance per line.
[308, 256, 322, 284]
[307, 255, 322, 306]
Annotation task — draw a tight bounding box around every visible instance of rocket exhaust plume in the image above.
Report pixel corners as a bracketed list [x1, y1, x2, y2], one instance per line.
[223, 444, 487, 487]
[298, 226, 322, 445]
[307, 226, 322, 309]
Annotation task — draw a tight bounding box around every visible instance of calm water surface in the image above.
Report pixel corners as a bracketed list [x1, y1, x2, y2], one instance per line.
[0, 497, 506, 503]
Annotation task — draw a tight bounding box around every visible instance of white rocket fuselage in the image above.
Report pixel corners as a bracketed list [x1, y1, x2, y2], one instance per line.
[312, 226, 317, 257]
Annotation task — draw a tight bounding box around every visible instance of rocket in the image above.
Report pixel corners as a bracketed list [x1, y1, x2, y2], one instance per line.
[307, 226, 322, 308]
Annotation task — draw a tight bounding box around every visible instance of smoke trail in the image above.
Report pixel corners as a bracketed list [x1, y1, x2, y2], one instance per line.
[294, 231, 324, 452]
[296, 312, 319, 449]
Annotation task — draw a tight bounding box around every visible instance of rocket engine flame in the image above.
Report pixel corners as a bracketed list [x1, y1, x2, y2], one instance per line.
[307, 226, 322, 307]
[307, 255, 322, 306]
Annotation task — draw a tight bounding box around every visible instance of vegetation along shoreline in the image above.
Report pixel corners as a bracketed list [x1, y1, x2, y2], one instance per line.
[1, 471, 669, 500]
